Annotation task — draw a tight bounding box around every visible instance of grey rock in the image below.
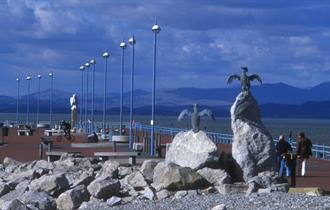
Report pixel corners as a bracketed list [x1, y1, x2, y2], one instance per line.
[33, 160, 54, 171]
[2, 199, 28, 210]
[156, 189, 171, 200]
[231, 92, 275, 181]
[3, 157, 22, 173]
[20, 191, 56, 210]
[143, 186, 156, 200]
[211, 204, 227, 210]
[71, 172, 94, 187]
[174, 190, 188, 199]
[199, 186, 217, 195]
[197, 168, 231, 186]
[118, 166, 134, 179]
[78, 200, 109, 210]
[96, 160, 120, 179]
[87, 176, 120, 199]
[0, 185, 26, 207]
[217, 183, 248, 194]
[6, 169, 39, 188]
[56, 185, 90, 210]
[126, 171, 148, 191]
[246, 181, 259, 195]
[106, 196, 121, 207]
[28, 173, 70, 196]
[165, 130, 219, 170]
[153, 162, 210, 191]
[0, 182, 10, 197]
[139, 159, 160, 182]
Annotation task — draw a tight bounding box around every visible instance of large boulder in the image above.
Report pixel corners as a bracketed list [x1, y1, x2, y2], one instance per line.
[78, 200, 109, 210]
[197, 168, 231, 186]
[20, 191, 56, 210]
[153, 162, 210, 191]
[28, 173, 70, 197]
[165, 130, 219, 170]
[231, 91, 275, 181]
[0, 182, 10, 197]
[87, 176, 120, 199]
[56, 185, 90, 210]
[1, 199, 28, 210]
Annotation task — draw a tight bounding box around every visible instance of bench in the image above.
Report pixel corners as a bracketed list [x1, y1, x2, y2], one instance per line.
[94, 152, 139, 165]
[46, 151, 82, 162]
[17, 129, 32, 136]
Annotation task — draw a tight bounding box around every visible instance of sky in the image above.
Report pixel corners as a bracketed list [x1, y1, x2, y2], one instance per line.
[0, 0, 330, 96]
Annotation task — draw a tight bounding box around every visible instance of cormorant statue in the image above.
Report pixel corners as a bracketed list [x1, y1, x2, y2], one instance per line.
[227, 67, 262, 91]
[178, 104, 215, 133]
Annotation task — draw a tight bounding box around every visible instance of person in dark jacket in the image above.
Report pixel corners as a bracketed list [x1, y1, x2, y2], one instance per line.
[296, 132, 313, 176]
[276, 135, 292, 176]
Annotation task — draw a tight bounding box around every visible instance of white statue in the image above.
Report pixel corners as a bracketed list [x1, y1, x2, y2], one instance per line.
[70, 94, 77, 128]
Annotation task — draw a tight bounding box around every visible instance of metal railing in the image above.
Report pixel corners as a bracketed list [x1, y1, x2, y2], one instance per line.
[132, 123, 330, 160]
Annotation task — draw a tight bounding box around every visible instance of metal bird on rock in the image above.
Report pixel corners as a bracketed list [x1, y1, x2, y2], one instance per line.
[178, 104, 215, 133]
[227, 67, 262, 91]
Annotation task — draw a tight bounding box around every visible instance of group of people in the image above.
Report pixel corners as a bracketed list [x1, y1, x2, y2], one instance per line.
[275, 132, 313, 177]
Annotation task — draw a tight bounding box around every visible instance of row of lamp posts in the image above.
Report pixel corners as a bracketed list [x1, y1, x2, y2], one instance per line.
[78, 22, 160, 156]
[15, 72, 54, 126]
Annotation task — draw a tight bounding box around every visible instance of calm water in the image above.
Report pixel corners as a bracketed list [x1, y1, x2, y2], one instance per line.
[2, 113, 330, 145]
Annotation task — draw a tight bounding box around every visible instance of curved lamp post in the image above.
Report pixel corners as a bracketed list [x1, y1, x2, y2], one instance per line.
[37, 73, 42, 124]
[150, 22, 161, 156]
[119, 40, 127, 136]
[26, 75, 31, 125]
[85, 62, 90, 132]
[16, 78, 20, 124]
[79, 65, 85, 130]
[48, 72, 53, 126]
[128, 35, 136, 149]
[102, 51, 110, 135]
[90, 59, 96, 132]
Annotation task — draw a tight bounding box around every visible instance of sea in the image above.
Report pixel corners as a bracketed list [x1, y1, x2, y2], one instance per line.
[1, 113, 329, 145]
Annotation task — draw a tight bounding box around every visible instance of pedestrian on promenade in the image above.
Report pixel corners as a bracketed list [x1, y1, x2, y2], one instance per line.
[275, 135, 292, 176]
[296, 132, 313, 176]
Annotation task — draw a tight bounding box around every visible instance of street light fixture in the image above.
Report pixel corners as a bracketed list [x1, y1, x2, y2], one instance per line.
[85, 62, 90, 133]
[119, 40, 127, 136]
[80, 65, 85, 130]
[48, 72, 53, 126]
[102, 51, 110, 135]
[26, 75, 32, 125]
[16, 78, 20, 124]
[90, 59, 96, 132]
[37, 73, 42, 124]
[150, 22, 161, 156]
[128, 35, 136, 149]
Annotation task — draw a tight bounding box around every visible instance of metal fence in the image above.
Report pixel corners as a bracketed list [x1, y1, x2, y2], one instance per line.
[132, 123, 330, 160]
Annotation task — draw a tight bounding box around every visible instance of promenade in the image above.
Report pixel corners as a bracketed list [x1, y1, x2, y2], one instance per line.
[0, 127, 329, 193]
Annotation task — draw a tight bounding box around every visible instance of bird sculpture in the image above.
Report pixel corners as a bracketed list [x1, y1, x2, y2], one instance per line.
[227, 67, 262, 91]
[178, 104, 215, 133]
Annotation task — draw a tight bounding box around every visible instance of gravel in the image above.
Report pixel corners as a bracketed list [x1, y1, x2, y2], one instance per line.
[110, 192, 330, 210]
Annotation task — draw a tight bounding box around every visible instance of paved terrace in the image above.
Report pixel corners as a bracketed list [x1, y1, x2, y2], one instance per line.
[0, 127, 329, 193]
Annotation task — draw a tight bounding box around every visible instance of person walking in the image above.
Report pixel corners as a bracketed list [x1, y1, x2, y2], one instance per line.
[276, 135, 292, 176]
[296, 132, 313, 176]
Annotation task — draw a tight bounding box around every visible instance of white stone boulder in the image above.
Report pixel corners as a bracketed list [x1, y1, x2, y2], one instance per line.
[231, 92, 275, 181]
[165, 130, 219, 170]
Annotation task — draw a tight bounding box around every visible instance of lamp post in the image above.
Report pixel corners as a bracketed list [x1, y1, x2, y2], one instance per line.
[48, 72, 53, 126]
[90, 59, 96, 132]
[128, 35, 136, 149]
[151, 22, 161, 156]
[37, 73, 42, 124]
[79, 65, 85, 130]
[85, 62, 90, 132]
[119, 40, 127, 136]
[26, 75, 31, 125]
[16, 78, 20, 124]
[102, 51, 110, 135]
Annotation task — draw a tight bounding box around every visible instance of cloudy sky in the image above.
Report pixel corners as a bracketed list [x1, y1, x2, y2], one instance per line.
[0, 0, 330, 96]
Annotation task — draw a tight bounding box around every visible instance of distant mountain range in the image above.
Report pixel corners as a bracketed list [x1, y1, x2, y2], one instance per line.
[1, 82, 330, 118]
